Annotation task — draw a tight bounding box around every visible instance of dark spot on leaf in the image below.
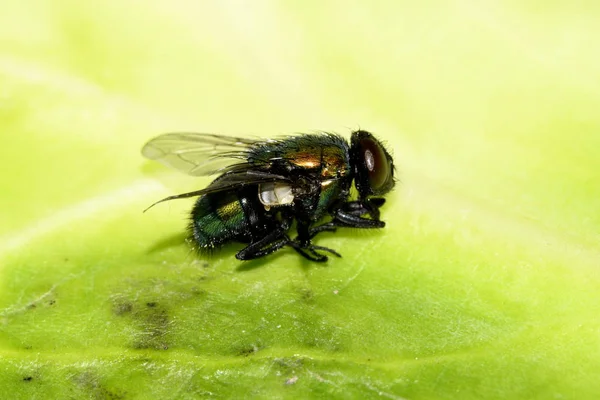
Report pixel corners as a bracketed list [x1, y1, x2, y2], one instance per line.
[113, 301, 133, 316]
[48, 299, 56, 306]
[73, 371, 125, 400]
[301, 289, 314, 303]
[275, 357, 304, 371]
[190, 287, 207, 296]
[132, 305, 170, 350]
[196, 274, 214, 282]
[112, 293, 172, 350]
[27, 303, 36, 309]
[23, 376, 33, 382]
[236, 344, 259, 357]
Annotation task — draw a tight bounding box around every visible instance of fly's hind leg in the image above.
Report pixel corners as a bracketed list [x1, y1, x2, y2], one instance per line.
[235, 215, 295, 261]
[235, 228, 291, 260]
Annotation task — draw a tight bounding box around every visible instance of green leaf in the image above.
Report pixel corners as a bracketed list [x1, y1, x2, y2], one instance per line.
[1, 1, 599, 398]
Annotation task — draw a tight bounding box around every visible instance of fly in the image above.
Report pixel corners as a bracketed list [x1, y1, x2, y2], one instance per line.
[141, 130, 395, 262]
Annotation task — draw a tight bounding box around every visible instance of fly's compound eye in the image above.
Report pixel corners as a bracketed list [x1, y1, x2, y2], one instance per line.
[362, 138, 389, 190]
[351, 130, 395, 198]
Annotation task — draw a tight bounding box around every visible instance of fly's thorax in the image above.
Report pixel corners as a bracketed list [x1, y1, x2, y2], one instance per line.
[320, 145, 350, 178]
[257, 176, 348, 219]
[284, 146, 350, 180]
[255, 133, 351, 179]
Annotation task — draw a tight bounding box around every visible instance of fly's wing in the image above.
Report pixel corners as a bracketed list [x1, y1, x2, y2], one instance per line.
[141, 132, 264, 176]
[143, 169, 293, 212]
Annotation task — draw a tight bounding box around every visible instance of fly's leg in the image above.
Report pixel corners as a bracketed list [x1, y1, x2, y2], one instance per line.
[309, 222, 337, 239]
[287, 241, 341, 262]
[338, 197, 386, 220]
[235, 227, 291, 260]
[235, 216, 294, 261]
[330, 209, 385, 228]
[236, 237, 290, 260]
[234, 203, 297, 260]
[309, 198, 387, 238]
[292, 222, 342, 262]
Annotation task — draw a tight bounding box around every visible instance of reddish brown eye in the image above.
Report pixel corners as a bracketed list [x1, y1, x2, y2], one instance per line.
[361, 137, 390, 191]
[351, 130, 395, 198]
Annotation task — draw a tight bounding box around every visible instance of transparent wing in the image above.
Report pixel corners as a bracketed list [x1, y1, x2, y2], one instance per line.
[143, 169, 293, 212]
[141, 132, 263, 176]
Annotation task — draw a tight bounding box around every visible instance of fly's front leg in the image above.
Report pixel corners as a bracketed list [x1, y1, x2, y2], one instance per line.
[330, 208, 385, 229]
[309, 197, 387, 238]
[339, 197, 386, 220]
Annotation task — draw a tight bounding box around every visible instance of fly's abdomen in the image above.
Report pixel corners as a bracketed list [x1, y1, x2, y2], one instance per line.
[190, 191, 248, 248]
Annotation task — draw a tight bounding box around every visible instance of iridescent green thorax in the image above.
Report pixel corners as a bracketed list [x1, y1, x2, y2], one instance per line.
[249, 133, 351, 181]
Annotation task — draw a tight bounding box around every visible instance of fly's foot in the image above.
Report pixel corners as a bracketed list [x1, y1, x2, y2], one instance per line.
[288, 240, 342, 262]
[309, 222, 338, 239]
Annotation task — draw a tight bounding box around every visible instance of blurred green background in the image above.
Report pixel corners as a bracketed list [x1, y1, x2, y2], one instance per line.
[1, 1, 600, 398]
